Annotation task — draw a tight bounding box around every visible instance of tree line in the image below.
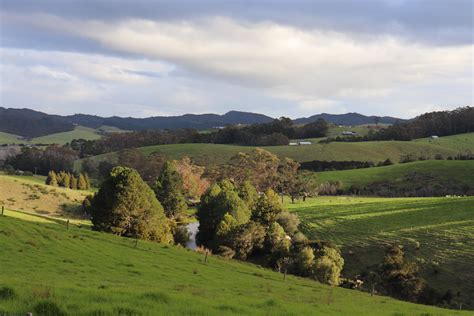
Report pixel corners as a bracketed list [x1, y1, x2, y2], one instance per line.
[323, 107, 473, 142]
[68, 117, 329, 157]
[45, 171, 91, 190]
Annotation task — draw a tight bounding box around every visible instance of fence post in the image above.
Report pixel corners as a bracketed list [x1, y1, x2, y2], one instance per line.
[204, 250, 208, 263]
[1, 206, 4, 216]
[66, 219, 69, 230]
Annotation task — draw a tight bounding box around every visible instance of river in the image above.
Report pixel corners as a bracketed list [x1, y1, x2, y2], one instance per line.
[185, 222, 199, 250]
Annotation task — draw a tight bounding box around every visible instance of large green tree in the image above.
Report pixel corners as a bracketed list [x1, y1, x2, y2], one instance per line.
[154, 161, 187, 220]
[89, 167, 172, 243]
[196, 180, 251, 247]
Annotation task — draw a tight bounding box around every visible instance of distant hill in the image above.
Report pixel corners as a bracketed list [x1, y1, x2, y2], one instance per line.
[0, 107, 407, 138]
[294, 112, 406, 125]
[0, 107, 274, 137]
[0, 107, 74, 138]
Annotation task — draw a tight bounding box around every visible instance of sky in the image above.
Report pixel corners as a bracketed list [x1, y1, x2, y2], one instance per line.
[0, 0, 472, 119]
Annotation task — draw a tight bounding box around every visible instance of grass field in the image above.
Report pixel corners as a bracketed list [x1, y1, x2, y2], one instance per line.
[75, 133, 474, 170]
[0, 131, 23, 144]
[287, 196, 474, 309]
[415, 133, 474, 152]
[314, 160, 474, 189]
[31, 126, 102, 145]
[0, 125, 129, 145]
[0, 215, 467, 315]
[0, 174, 91, 219]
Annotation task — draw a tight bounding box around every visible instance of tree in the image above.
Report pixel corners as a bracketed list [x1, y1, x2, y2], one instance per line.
[59, 171, 70, 188]
[70, 174, 78, 190]
[252, 189, 285, 225]
[89, 167, 172, 243]
[174, 157, 210, 200]
[238, 180, 259, 209]
[154, 161, 187, 221]
[313, 246, 344, 286]
[277, 158, 300, 201]
[77, 173, 87, 190]
[294, 246, 315, 277]
[46, 171, 58, 187]
[196, 180, 251, 247]
[380, 244, 425, 302]
[228, 221, 266, 260]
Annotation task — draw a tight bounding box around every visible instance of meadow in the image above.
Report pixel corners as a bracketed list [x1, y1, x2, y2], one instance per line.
[287, 196, 474, 309]
[313, 160, 474, 189]
[74, 133, 474, 170]
[0, 173, 91, 219]
[0, 214, 468, 315]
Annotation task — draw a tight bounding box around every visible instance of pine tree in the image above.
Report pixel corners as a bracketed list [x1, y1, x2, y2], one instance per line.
[84, 173, 91, 189]
[63, 172, 71, 188]
[78, 174, 87, 190]
[89, 167, 172, 243]
[46, 171, 58, 187]
[154, 161, 187, 220]
[70, 174, 78, 190]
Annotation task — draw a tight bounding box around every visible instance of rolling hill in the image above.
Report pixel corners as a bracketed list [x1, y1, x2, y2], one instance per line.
[1, 107, 408, 138]
[313, 160, 474, 195]
[0, 214, 467, 315]
[0, 173, 91, 219]
[294, 112, 406, 125]
[287, 196, 474, 310]
[75, 133, 474, 170]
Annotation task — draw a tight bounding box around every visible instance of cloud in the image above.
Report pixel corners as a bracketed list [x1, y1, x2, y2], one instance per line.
[0, 2, 472, 118]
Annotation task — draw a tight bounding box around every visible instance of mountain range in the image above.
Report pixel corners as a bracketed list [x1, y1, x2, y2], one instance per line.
[0, 107, 406, 138]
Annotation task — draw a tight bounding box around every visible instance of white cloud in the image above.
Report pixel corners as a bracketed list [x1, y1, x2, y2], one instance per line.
[0, 13, 472, 118]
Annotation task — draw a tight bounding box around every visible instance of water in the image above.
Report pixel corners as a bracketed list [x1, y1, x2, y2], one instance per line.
[185, 222, 199, 250]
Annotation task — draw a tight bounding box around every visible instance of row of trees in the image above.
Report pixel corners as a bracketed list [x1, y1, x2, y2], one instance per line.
[69, 118, 329, 157]
[196, 180, 344, 284]
[6, 145, 78, 175]
[325, 107, 473, 142]
[46, 171, 91, 190]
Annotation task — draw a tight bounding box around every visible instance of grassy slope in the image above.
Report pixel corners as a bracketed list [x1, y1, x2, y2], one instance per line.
[75, 133, 474, 170]
[287, 196, 474, 309]
[415, 133, 474, 152]
[0, 216, 466, 315]
[314, 160, 474, 189]
[0, 174, 91, 219]
[0, 131, 23, 144]
[32, 126, 102, 145]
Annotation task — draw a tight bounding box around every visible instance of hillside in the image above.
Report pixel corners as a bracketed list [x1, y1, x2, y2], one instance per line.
[0, 215, 466, 315]
[314, 160, 474, 195]
[287, 196, 474, 309]
[75, 133, 473, 170]
[31, 126, 102, 145]
[294, 112, 405, 125]
[0, 173, 91, 219]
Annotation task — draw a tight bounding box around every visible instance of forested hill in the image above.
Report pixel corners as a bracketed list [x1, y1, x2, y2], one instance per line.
[294, 112, 406, 125]
[0, 106, 406, 138]
[0, 107, 74, 138]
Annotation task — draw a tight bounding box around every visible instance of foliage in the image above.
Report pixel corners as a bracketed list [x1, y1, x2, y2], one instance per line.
[313, 246, 344, 286]
[174, 156, 210, 200]
[89, 166, 172, 243]
[154, 161, 187, 221]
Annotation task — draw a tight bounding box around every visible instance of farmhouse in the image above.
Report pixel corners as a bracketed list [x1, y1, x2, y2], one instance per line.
[298, 141, 312, 145]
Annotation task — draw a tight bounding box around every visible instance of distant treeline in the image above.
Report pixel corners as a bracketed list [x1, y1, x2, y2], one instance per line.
[5, 145, 78, 176]
[300, 159, 393, 172]
[323, 107, 473, 142]
[70, 118, 328, 156]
